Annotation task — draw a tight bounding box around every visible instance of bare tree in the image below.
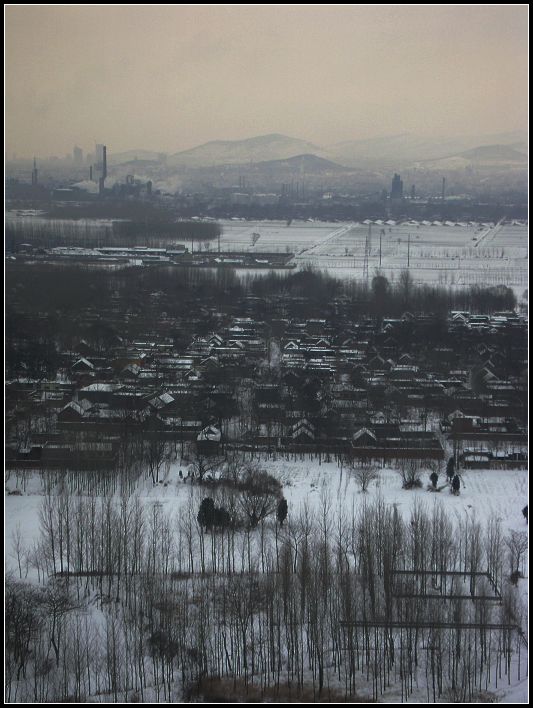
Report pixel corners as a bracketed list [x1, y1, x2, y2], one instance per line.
[10, 525, 28, 579]
[238, 464, 281, 528]
[41, 579, 78, 667]
[190, 449, 221, 485]
[345, 458, 380, 492]
[396, 458, 423, 489]
[142, 416, 171, 484]
[506, 530, 528, 581]
[5, 579, 45, 699]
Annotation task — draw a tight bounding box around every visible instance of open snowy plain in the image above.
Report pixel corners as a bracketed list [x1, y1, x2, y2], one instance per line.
[219, 219, 528, 293]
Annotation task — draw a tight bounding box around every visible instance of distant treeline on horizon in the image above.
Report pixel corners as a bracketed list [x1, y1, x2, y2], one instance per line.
[6, 260, 517, 322]
[5, 218, 221, 250]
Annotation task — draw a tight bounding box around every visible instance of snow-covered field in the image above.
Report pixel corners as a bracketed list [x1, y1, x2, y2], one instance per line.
[5, 456, 528, 703]
[6, 459, 528, 614]
[6, 213, 528, 293]
[219, 219, 528, 290]
[6, 460, 528, 567]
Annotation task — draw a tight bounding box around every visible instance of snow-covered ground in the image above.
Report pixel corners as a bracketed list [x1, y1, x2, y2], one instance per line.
[6, 461, 528, 551]
[6, 459, 528, 603]
[6, 213, 528, 295]
[218, 219, 528, 291]
[5, 456, 528, 703]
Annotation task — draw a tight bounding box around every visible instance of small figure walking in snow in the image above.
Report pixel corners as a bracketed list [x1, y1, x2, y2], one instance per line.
[451, 474, 461, 496]
[446, 456, 455, 483]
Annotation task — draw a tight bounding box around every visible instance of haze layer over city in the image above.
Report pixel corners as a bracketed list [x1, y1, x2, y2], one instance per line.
[5, 4, 529, 704]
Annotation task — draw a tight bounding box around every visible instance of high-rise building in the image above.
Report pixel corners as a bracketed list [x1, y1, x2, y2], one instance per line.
[391, 173, 403, 200]
[73, 146, 83, 166]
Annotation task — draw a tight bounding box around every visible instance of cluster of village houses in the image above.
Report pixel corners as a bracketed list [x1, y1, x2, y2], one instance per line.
[6, 303, 527, 474]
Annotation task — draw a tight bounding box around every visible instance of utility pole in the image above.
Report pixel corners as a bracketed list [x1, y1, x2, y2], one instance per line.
[379, 229, 384, 268]
[363, 222, 371, 283]
[407, 233, 411, 268]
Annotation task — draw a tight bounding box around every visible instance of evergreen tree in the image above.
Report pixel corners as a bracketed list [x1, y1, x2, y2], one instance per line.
[213, 506, 231, 530]
[276, 497, 288, 526]
[197, 497, 216, 529]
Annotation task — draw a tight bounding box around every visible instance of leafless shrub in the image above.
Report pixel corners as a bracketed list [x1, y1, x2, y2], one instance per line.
[396, 458, 423, 489]
[346, 459, 380, 492]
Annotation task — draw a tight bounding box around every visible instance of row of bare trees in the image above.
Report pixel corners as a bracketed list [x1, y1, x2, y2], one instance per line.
[6, 489, 527, 703]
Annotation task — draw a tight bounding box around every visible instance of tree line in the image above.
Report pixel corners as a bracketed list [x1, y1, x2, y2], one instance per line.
[6, 218, 220, 251]
[6, 488, 527, 703]
[7, 261, 517, 326]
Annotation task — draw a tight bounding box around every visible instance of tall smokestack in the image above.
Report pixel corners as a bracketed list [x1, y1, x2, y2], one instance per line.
[89, 165, 93, 181]
[98, 145, 107, 196]
[442, 177, 446, 201]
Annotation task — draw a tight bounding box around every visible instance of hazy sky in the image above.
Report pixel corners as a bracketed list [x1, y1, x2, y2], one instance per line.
[5, 4, 528, 157]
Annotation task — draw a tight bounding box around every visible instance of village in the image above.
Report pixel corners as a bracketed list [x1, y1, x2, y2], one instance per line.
[6, 287, 527, 481]
[5, 5, 529, 701]
[5, 262, 529, 702]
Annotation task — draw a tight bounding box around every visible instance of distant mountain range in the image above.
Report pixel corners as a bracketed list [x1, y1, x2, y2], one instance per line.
[109, 130, 527, 173]
[417, 143, 528, 172]
[187, 153, 354, 189]
[107, 150, 162, 166]
[326, 131, 528, 167]
[242, 153, 348, 173]
[167, 133, 327, 168]
[104, 131, 527, 199]
[459, 144, 527, 163]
